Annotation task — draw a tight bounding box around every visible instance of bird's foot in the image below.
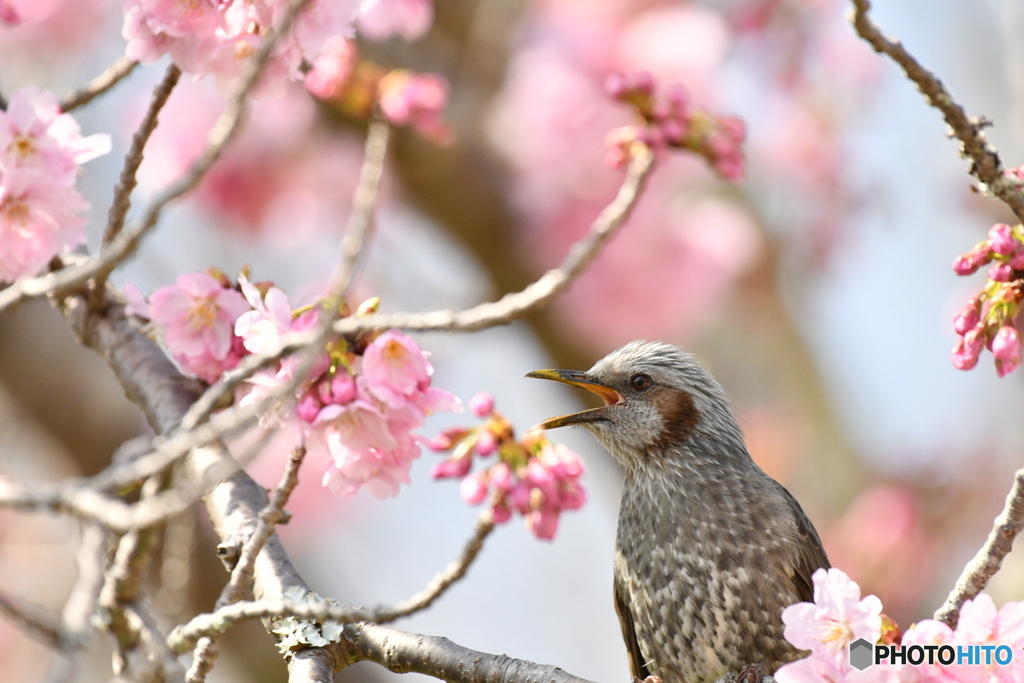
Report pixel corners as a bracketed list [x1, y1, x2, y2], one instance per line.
[735, 662, 770, 683]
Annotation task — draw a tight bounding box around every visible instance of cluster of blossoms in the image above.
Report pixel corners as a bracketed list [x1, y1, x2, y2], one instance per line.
[123, 0, 434, 94]
[950, 223, 1024, 376]
[125, 269, 460, 499]
[776, 567, 1024, 682]
[603, 71, 746, 181]
[0, 86, 110, 283]
[429, 393, 586, 540]
[305, 36, 451, 143]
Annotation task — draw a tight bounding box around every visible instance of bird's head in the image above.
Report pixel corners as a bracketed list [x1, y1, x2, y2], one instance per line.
[527, 340, 747, 472]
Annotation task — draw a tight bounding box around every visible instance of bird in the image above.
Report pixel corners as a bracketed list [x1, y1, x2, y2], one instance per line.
[526, 340, 829, 683]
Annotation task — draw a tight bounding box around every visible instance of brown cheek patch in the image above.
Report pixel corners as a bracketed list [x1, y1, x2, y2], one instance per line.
[652, 387, 701, 449]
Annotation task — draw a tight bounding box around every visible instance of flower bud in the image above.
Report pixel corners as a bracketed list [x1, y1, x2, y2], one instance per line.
[992, 325, 1022, 362]
[475, 427, 497, 456]
[296, 393, 322, 423]
[953, 302, 981, 335]
[459, 472, 489, 505]
[468, 392, 495, 417]
[432, 456, 472, 480]
[989, 262, 1013, 282]
[989, 223, 1018, 255]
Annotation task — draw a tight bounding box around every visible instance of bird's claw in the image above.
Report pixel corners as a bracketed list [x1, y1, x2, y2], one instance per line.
[735, 662, 769, 683]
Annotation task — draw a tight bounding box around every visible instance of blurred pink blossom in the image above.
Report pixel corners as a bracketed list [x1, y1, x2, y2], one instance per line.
[305, 35, 357, 99]
[355, 0, 432, 41]
[377, 71, 451, 143]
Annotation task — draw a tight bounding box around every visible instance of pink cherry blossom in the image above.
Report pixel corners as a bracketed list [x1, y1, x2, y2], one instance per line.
[0, 87, 110, 283]
[899, 619, 961, 683]
[782, 568, 882, 663]
[360, 330, 432, 407]
[993, 325, 1022, 377]
[355, 0, 432, 42]
[0, 168, 88, 283]
[988, 223, 1017, 255]
[952, 595, 1024, 683]
[234, 276, 298, 355]
[147, 272, 250, 383]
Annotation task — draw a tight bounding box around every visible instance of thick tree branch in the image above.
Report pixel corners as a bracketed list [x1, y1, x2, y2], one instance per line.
[60, 57, 139, 112]
[339, 622, 599, 683]
[934, 467, 1024, 628]
[849, 0, 1024, 223]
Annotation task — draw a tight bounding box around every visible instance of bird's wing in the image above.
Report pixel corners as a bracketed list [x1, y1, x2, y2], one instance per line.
[780, 485, 831, 603]
[614, 577, 650, 680]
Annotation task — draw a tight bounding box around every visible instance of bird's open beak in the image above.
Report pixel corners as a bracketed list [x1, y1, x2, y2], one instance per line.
[525, 369, 623, 429]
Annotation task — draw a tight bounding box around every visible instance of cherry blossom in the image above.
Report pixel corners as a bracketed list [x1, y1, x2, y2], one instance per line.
[0, 86, 110, 283]
[430, 395, 587, 540]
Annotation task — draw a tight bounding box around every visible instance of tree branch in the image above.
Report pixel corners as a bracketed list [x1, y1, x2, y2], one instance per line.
[60, 57, 139, 112]
[339, 622, 599, 683]
[0, 590, 63, 650]
[849, 0, 1024, 223]
[933, 467, 1024, 628]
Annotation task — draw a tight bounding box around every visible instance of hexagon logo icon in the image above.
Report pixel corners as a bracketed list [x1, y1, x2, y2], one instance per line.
[849, 638, 874, 671]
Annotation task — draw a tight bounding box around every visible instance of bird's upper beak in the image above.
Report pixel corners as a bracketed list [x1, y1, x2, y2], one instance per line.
[525, 369, 623, 429]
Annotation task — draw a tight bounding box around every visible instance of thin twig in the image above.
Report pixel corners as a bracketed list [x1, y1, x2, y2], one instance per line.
[172, 510, 494, 652]
[368, 511, 495, 620]
[185, 447, 308, 683]
[333, 119, 391, 298]
[0, 0, 314, 314]
[60, 57, 139, 112]
[101, 64, 181, 248]
[0, 590, 63, 649]
[849, 0, 1024, 223]
[934, 467, 1024, 628]
[331, 146, 654, 335]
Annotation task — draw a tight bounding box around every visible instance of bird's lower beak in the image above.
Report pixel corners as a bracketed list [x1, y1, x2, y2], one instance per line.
[525, 369, 623, 429]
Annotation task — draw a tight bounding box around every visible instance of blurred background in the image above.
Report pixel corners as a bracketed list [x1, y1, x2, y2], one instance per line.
[2, 0, 1024, 680]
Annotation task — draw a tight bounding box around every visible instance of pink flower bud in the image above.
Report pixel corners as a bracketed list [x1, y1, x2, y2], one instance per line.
[951, 340, 979, 370]
[432, 456, 472, 480]
[964, 324, 987, 356]
[459, 472, 489, 505]
[997, 356, 1023, 378]
[989, 262, 1013, 282]
[510, 483, 532, 513]
[992, 325, 1021, 362]
[491, 498, 512, 524]
[953, 303, 981, 335]
[489, 462, 513, 491]
[330, 372, 356, 404]
[296, 393, 322, 423]
[717, 115, 747, 144]
[468, 392, 494, 417]
[526, 508, 560, 540]
[953, 254, 978, 275]
[424, 427, 470, 452]
[989, 223, 1018, 255]
[474, 427, 497, 456]
[1010, 250, 1024, 270]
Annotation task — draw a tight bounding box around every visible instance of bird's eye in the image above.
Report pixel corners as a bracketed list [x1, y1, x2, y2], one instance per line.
[630, 373, 653, 391]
